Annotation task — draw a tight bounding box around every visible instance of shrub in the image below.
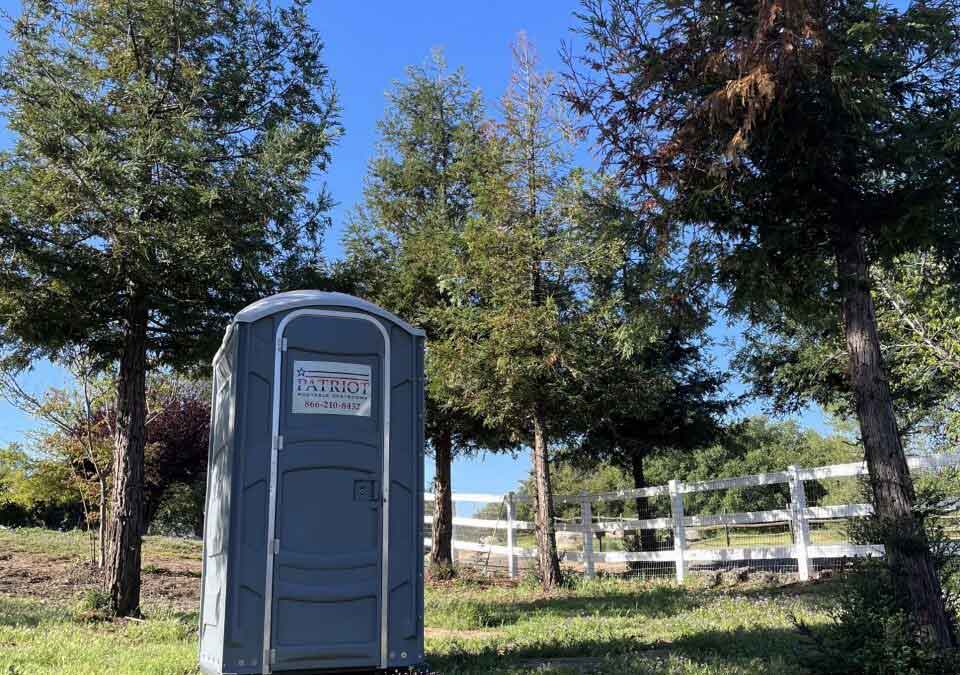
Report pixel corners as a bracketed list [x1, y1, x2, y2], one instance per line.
[794, 483, 960, 674]
[72, 588, 111, 622]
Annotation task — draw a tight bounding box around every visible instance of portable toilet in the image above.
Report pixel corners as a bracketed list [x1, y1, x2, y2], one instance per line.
[199, 291, 425, 675]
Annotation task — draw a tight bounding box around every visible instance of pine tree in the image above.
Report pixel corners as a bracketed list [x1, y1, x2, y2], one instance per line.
[431, 37, 621, 589]
[571, 220, 732, 552]
[0, 0, 339, 615]
[344, 52, 513, 576]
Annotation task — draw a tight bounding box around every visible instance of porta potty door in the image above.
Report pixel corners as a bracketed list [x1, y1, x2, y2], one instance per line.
[265, 310, 388, 672]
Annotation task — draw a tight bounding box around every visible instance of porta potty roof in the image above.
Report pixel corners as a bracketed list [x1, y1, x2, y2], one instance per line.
[232, 291, 425, 336]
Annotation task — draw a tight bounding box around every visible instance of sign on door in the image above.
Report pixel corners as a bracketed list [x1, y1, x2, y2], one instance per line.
[293, 361, 372, 416]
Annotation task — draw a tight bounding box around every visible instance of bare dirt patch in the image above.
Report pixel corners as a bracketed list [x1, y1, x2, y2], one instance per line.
[0, 548, 202, 612]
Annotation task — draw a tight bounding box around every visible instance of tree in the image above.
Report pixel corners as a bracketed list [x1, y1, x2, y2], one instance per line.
[344, 52, 514, 576]
[0, 351, 113, 565]
[0, 365, 210, 561]
[566, 206, 731, 551]
[142, 379, 210, 536]
[431, 36, 622, 589]
[577, 348, 730, 551]
[0, 0, 339, 616]
[646, 416, 862, 514]
[566, 0, 960, 644]
[738, 250, 960, 451]
[0, 442, 86, 531]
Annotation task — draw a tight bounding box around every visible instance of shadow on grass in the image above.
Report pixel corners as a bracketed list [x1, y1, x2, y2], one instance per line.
[427, 625, 812, 674]
[429, 585, 700, 630]
[730, 576, 844, 604]
[0, 597, 69, 628]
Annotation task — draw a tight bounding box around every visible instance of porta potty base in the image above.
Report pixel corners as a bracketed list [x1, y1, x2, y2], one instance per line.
[198, 292, 425, 675]
[199, 664, 434, 675]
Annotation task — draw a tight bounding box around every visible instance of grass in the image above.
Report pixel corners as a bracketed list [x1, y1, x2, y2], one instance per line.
[0, 527, 839, 674]
[0, 596, 199, 675]
[0, 526, 202, 561]
[424, 574, 836, 674]
[688, 521, 848, 550]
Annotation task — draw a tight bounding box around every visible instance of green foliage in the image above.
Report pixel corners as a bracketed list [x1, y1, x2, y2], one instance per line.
[560, 184, 732, 494]
[344, 50, 508, 455]
[0, 444, 84, 529]
[801, 562, 958, 675]
[148, 481, 205, 538]
[71, 589, 111, 623]
[648, 417, 861, 513]
[737, 252, 960, 449]
[796, 487, 960, 674]
[0, 0, 341, 371]
[428, 39, 623, 445]
[569, 0, 960, 321]
[345, 50, 486, 317]
[501, 417, 862, 520]
[421, 38, 633, 585]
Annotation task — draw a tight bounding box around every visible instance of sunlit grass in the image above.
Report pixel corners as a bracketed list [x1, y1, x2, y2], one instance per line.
[425, 575, 836, 673]
[0, 526, 201, 562]
[0, 596, 198, 675]
[0, 528, 839, 674]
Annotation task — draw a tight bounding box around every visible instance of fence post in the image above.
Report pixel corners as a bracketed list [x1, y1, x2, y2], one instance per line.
[505, 492, 516, 579]
[580, 493, 595, 579]
[788, 465, 811, 582]
[669, 479, 687, 584]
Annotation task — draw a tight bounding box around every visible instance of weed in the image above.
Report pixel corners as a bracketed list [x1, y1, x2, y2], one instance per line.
[71, 588, 111, 622]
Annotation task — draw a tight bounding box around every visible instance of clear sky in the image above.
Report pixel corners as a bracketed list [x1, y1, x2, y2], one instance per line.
[0, 0, 831, 496]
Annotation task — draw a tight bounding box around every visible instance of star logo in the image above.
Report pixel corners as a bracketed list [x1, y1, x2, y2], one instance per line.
[296, 368, 305, 377]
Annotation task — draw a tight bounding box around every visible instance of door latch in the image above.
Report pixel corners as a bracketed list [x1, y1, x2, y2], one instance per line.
[353, 479, 377, 502]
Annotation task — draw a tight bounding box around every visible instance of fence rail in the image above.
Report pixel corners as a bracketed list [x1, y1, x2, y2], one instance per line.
[423, 452, 960, 582]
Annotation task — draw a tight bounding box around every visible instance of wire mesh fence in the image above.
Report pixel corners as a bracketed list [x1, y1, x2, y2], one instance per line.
[423, 452, 960, 582]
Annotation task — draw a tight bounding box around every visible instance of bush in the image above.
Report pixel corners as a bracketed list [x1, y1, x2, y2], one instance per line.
[148, 480, 204, 537]
[795, 483, 960, 674]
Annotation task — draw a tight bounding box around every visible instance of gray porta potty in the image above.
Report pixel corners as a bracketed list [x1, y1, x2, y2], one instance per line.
[198, 291, 425, 675]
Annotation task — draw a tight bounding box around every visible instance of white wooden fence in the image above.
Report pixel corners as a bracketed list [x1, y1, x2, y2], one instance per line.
[424, 452, 960, 582]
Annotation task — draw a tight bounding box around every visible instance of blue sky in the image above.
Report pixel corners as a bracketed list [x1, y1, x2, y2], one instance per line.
[0, 0, 830, 496]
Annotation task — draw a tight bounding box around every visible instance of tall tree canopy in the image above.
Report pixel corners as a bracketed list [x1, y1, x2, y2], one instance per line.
[344, 52, 514, 576]
[0, 0, 339, 615]
[566, 204, 731, 551]
[431, 37, 623, 589]
[567, 0, 960, 645]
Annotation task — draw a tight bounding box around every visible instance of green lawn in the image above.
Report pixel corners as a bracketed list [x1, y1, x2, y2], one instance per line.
[425, 575, 835, 674]
[0, 526, 202, 560]
[0, 528, 838, 674]
[0, 596, 198, 675]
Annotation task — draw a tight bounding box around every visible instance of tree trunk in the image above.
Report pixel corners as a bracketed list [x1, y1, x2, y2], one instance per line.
[833, 230, 954, 648]
[630, 453, 657, 553]
[429, 428, 455, 575]
[97, 482, 107, 568]
[105, 293, 148, 617]
[531, 408, 562, 590]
